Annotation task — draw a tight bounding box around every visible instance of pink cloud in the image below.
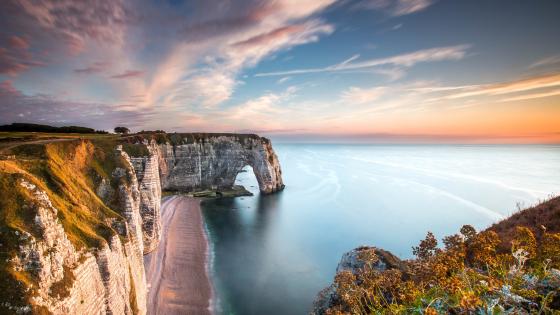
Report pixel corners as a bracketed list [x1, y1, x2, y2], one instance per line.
[232, 25, 306, 48]
[74, 61, 110, 74]
[9, 36, 30, 50]
[0, 85, 153, 130]
[110, 70, 144, 79]
[0, 80, 22, 97]
[0, 47, 45, 76]
[354, 0, 436, 16]
[14, 0, 131, 54]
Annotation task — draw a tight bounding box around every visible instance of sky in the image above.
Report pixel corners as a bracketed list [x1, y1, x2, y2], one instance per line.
[0, 0, 559, 143]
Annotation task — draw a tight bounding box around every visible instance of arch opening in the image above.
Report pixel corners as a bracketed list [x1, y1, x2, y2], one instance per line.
[233, 164, 260, 196]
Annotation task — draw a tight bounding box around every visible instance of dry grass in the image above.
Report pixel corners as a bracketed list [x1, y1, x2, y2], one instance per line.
[487, 196, 560, 252]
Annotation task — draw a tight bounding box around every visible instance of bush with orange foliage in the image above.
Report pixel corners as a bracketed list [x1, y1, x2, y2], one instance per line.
[317, 225, 560, 314]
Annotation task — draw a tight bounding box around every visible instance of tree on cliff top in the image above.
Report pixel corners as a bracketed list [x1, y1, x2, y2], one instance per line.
[114, 126, 130, 134]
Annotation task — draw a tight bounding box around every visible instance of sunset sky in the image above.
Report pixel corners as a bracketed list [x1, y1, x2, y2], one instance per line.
[1, 0, 559, 143]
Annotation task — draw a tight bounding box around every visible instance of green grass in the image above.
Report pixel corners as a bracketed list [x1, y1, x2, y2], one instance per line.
[0, 131, 119, 140]
[121, 143, 150, 157]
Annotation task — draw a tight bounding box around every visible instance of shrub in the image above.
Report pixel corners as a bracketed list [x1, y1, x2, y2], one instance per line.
[322, 226, 560, 314]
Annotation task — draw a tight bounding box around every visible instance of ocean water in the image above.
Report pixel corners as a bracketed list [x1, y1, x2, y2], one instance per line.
[201, 144, 560, 315]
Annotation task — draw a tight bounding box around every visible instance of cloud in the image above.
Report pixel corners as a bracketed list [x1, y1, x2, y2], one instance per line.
[372, 67, 406, 81]
[277, 76, 292, 84]
[0, 82, 152, 130]
[8, 36, 30, 50]
[499, 88, 560, 102]
[227, 86, 298, 120]
[0, 47, 45, 76]
[110, 70, 144, 79]
[529, 55, 560, 68]
[14, 0, 131, 54]
[340, 86, 386, 104]
[74, 61, 110, 74]
[232, 25, 306, 48]
[423, 73, 560, 101]
[146, 3, 335, 109]
[353, 0, 436, 16]
[0, 80, 22, 97]
[235, 128, 309, 134]
[255, 44, 471, 77]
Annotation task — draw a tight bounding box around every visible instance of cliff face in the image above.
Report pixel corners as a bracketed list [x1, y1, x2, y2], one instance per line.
[126, 134, 284, 253]
[0, 141, 148, 314]
[10, 175, 147, 314]
[0, 133, 284, 313]
[155, 134, 284, 194]
[129, 142, 162, 254]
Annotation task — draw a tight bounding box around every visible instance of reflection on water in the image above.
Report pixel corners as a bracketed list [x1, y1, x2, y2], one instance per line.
[202, 144, 560, 315]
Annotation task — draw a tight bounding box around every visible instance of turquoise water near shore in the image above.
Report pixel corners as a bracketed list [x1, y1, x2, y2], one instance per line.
[201, 144, 560, 315]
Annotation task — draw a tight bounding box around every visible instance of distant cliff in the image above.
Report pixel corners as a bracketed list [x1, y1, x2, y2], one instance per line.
[158, 134, 283, 193]
[0, 132, 284, 314]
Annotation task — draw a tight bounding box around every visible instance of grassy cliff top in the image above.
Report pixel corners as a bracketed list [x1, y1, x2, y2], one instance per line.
[1, 131, 265, 149]
[126, 132, 263, 145]
[487, 196, 560, 252]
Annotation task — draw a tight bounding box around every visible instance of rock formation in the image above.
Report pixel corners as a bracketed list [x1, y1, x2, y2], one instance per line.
[128, 134, 284, 254]
[12, 173, 147, 314]
[312, 246, 406, 315]
[130, 142, 162, 254]
[155, 134, 284, 194]
[0, 133, 284, 313]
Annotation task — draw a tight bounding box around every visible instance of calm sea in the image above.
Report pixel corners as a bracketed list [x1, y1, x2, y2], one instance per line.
[201, 144, 560, 315]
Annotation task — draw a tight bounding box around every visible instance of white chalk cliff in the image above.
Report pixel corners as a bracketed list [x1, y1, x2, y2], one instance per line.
[0, 133, 284, 314]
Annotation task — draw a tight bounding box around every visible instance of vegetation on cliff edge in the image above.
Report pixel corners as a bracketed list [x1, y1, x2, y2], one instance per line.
[320, 197, 560, 314]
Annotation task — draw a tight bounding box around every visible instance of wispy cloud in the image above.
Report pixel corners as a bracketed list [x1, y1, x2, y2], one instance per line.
[277, 76, 292, 84]
[149, 5, 335, 109]
[0, 82, 152, 130]
[500, 88, 560, 102]
[74, 61, 110, 74]
[424, 73, 560, 101]
[373, 67, 406, 81]
[14, 0, 131, 54]
[255, 44, 471, 77]
[110, 70, 144, 79]
[340, 86, 386, 104]
[8, 36, 30, 50]
[0, 46, 45, 76]
[227, 86, 298, 120]
[529, 55, 560, 68]
[353, 0, 436, 16]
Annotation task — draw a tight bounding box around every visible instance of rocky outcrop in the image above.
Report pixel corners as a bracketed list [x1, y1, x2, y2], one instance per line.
[312, 246, 406, 315]
[336, 246, 406, 274]
[156, 134, 284, 194]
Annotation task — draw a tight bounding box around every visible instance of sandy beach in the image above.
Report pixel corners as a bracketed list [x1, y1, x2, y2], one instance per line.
[144, 196, 213, 315]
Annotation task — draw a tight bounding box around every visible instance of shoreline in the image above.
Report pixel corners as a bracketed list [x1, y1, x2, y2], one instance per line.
[144, 196, 213, 315]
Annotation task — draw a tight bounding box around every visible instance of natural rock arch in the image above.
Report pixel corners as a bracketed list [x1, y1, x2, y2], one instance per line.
[157, 134, 284, 194]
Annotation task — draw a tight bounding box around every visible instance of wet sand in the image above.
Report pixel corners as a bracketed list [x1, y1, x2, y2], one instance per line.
[144, 196, 212, 315]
